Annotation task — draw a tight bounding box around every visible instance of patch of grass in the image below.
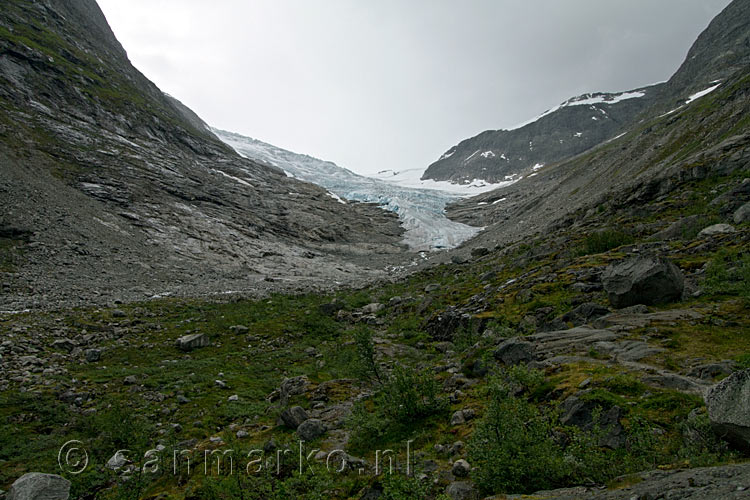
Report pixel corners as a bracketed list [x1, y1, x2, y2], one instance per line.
[577, 229, 635, 256]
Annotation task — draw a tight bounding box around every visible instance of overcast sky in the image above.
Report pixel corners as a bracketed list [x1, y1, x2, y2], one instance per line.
[97, 0, 731, 176]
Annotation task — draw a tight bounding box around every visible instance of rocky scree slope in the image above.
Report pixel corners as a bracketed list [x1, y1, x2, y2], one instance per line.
[0, 0, 407, 311]
[423, 0, 750, 185]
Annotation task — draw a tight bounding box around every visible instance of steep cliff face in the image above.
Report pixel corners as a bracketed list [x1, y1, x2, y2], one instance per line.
[0, 0, 406, 310]
[422, 0, 750, 185]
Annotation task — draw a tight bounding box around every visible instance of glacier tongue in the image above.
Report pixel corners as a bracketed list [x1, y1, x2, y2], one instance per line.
[213, 128, 496, 251]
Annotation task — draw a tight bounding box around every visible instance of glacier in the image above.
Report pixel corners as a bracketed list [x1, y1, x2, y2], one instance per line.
[213, 128, 508, 251]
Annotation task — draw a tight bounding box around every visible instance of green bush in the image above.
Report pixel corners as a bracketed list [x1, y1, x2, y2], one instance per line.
[353, 325, 382, 383]
[348, 366, 447, 451]
[577, 229, 634, 256]
[468, 379, 566, 494]
[704, 248, 750, 298]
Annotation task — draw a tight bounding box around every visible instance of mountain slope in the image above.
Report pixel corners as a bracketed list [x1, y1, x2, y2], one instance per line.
[0, 0, 406, 310]
[423, 0, 750, 185]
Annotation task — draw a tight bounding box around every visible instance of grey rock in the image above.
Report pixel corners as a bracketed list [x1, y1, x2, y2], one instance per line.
[688, 361, 737, 380]
[84, 348, 101, 362]
[650, 214, 705, 240]
[425, 284, 440, 292]
[228, 325, 249, 335]
[493, 337, 535, 365]
[227, 394, 239, 401]
[106, 451, 128, 470]
[123, 375, 137, 385]
[559, 302, 610, 327]
[452, 459, 471, 478]
[451, 255, 468, 265]
[602, 255, 684, 308]
[698, 223, 736, 237]
[445, 481, 478, 500]
[6, 473, 70, 500]
[297, 418, 326, 441]
[470, 247, 489, 258]
[361, 303, 384, 314]
[281, 406, 309, 429]
[236, 430, 249, 439]
[734, 202, 750, 224]
[561, 396, 625, 449]
[450, 410, 466, 426]
[111, 309, 127, 318]
[176, 395, 190, 404]
[279, 375, 311, 404]
[51, 339, 75, 353]
[175, 333, 209, 352]
[705, 369, 750, 449]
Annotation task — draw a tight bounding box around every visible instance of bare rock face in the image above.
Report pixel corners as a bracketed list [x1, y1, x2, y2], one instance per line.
[705, 369, 750, 449]
[7, 472, 70, 500]
[601, 255, 684, 308]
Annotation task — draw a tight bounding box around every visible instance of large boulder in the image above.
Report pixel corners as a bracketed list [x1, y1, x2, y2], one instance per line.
[705, 369, 750, 449]
[297, 418, 326, 441]
[7, 473, 70, 500]
[602, 255, 684, 308]
[280, 406, 309, 429]
[175, 333, 209, 352]
[493, 337, 535, 365]
[445, 481, 479, 500]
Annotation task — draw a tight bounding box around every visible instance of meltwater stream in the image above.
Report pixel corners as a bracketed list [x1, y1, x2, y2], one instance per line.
[214, 129, 507, 251]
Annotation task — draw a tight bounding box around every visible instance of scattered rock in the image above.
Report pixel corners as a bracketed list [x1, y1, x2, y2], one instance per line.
[236, 430, 249, 439]
[698, 223, 736, 237]
[229, 325, 249, 335]
[470, 247, 489, 258]
[559, 302, 610, 327]
[688, 361, 737, 380]
[445, 481, 478, 500]
[281, 406, 309, 429]
[734, 202, 750, 224]
[361, 303, 384, 314]
[106, 451, 128, 470]
[84, 348, 101, 362]
[176, 395, 190, 404]
[705, 369, 750, 449]
[601, 255, 684, 308]
[452, 459, 471, 478]
[560, 395, 625, 449]
[297, 419, 326, 441]
[51, 339, 75, 353]
[175, 333, 209, 352]
[123, 375, 137, 385]
[425, 284, 440, 293]
[228, 394, 239, 402]
[450, 410, 466, 426]
[112, 309, 127, 318]
[451, 255, 468, 265]
[6, 472, 71, 500]
[279, 375, 311, 405]
[493, 337, 535, 365]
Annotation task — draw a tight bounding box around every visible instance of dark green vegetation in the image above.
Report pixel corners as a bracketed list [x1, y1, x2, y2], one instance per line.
[1, 162, 748, 498]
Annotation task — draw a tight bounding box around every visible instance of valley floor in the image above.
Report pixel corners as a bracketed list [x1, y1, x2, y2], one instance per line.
[1, 163, 749, 500]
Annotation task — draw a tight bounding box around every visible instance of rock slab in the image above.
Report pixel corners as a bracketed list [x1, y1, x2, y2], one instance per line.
[7, 473, 70, 500]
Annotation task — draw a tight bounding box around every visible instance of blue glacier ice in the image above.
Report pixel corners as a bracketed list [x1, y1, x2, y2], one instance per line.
[213, 128, 510, 251]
